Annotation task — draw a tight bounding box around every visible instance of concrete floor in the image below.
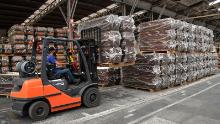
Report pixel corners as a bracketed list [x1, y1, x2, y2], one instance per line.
[1, 73, 220, 124]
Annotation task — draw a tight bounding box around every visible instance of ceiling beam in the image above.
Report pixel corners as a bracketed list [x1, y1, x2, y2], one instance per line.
[112, 0, 220, 32]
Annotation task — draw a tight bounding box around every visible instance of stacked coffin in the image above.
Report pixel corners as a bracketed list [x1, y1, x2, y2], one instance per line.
[8, 25, 25, 44]
[35, 27, 47, 41]
[0, 76, 18, 94]
[119, 16, 136, 63]
[78, 14, 123, 63]
[97, 67, 121, 86]
[123, 18, 218, 91]
[55, 28, 67, 38]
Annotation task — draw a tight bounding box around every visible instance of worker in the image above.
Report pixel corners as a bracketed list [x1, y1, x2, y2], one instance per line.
[47, 47, 75, 83]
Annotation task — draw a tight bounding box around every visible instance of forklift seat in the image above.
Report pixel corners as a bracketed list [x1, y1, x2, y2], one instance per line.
[46, 63, 57, 80]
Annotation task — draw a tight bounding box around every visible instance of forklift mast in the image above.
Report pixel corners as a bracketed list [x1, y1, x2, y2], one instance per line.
[80, 27, 101, 83]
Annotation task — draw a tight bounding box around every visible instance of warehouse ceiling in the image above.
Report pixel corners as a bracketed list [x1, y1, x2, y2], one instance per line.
[0, 0, 220, 32]
[0, 0, 113, 29]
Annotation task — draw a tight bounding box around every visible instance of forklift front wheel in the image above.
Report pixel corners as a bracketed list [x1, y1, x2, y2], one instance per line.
[28, 101, 50, 121]
[83, 87, 101, 108]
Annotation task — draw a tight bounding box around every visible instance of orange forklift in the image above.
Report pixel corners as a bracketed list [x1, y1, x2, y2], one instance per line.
[10, 28, 101, 121]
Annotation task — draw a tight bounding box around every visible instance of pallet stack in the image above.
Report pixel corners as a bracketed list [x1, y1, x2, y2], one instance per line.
[0, 25, 69, 74]
[78, 14, 137, 65]
[0, 37, 12, 73]
[78, 15, 137, 86]
[55, 28, 67, 38]
[216, 43, 220, 68]
[119, 16, 136, 63]
[79, 14, 123, 64]
[123, 18, 218, 91]
[97, 67, 121, 87]
[0, 76, 14, 95]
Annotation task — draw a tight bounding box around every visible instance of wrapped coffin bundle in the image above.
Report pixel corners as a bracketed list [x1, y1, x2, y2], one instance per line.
[121, 32, 136, 63]
[123, 53, 174, 90]
[55, 28, 67, 38]
[25, 26, 34, 35]
[25, 26, 34, 42]
[100, 31, 122, 63]
[11, 56, 23, 63]
[78, 14, 122, 63]
[35, 27, 47, 41]
[8, 25, 25, 43]
[0, 44, 3, 53]
[27, 43, 33, 54]
[47, 27, 54, 37]
[78, 14, 120, 32]
[120, 16, 136, 63]
[97, 67, 120, 86]
[0, 37, 8, 44]
[0, 56, 9, 66]
[8, 25, 25, 35]
[138, 18, 179, 51]
[13, 44, 26, 54]
[57, 45, 65, 53]
[10, 35, 25, 43]
[2, 44, 13, 54]
[135, 53, 160, 65]
[0, 67, 9, 74]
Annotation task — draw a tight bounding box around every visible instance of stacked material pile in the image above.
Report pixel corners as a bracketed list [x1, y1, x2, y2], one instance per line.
[123, 53, 175, 90]
[25, 26, 34, 42]
[0, 44, 13, 54]
[0, 76, 17, 94]
[8, 26, 27, 54]
[97, 67, 121, 86]
[123, 18, 218, 91]
[78, 14, 123, 63]
[35, 27, 47, 41]
[8, 25, 25, 44]
[47, 27, 54, 37]
[119, 16, 136, 63]
[55, 28, 67, 38]
[0, 56, 10, 73]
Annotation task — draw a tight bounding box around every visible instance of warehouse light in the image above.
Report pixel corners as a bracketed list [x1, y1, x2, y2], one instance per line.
[209, 0, 220, 6]
[218, 8, 220, 11]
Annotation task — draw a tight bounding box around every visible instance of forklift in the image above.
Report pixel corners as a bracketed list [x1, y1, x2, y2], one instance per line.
[10, 28, 101, 121]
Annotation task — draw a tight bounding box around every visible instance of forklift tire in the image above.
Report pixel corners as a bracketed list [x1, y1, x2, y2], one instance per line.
[28, 101, 49, 121]
[83, 87, 100, 108]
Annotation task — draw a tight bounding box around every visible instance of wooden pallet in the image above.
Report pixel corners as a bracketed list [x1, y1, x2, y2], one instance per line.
[123, 84, 159, 92]
[99, 62, 135, 68]
[140, 50, 174, 55]
[139, 47, 171, 52]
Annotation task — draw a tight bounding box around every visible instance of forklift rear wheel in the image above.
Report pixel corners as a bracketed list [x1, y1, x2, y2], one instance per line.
[28, 101, 49, 121]
[83, 87, 100, 108]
